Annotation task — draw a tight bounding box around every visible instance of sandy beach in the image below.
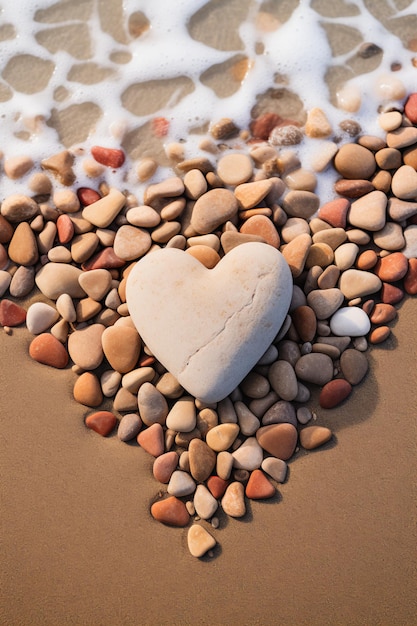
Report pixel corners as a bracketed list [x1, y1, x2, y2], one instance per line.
[1, 2, 416, 624]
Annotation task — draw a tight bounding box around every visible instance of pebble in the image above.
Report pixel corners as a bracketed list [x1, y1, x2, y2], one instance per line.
[404, 258, 417, 294]
[334, 242, 359, 270]
[373, 222, 405, 251]
[256, 423, 298, 460]
[318, 198, 350, 229]
[299, 426, 332, 450]
[188, 438, 216, 482]
[193, 484, 218, 519]
[190, 188, 239, 234]
[282, 190, 320, 219]
[152, 451, 178, 484]
[386, 126, 417, 149]
[296, 406, 313, 425]
[338, 269, 382, 299]
[221, 482, 246, 518]
[305, 107, 332, 138]
[8, 222, 39, 266]
[234, 179, 274, 209]
[404, 93, 417, 123]
[245, 469, 276, 500]
[0, 299, 26, 328]
[206, 423, 240, 452]
[281, 217, 310, 243]
[369, 326, 391, 344]
[391, 165, 417, 200]
[294, 353, 334, 385]
[319, 379, 352, 409]
[1, 193, 39, 222]
[402, 225, 417, 259]
[113, 225, 152, 261]
[0, 271, 11, 297]
[67, 324, 105, 370]
[339, 349, 369, 385]
[334, 143, 376, 179]
[216, 450, 234, 480]
[282, 233, 312, 277]
[138, 382, 169, 427]
[234, 402, 260, 436]
[85, 411, 117, 437]
[82, 187, 126, 228]
[369, 303, 397, 325]
[113, 387, 137, 412]
[262, 401, 297, 427]
[35, 263, 86, 300]
[166, 396, 196, 433]
[150, 496, 189, 527]
[261, 457, 287, 483]
[220, 231, 265, 253]
[348, 190, 387, 231]
[375, 252, 409, 282]
[330, 306, 371, 336]
[78, 269, 113, 301]
[307, 288, 344, 319]
[26, 302, 59, 335]
[312, 227, 347, 250]
[29, 333, 69, 368]
[73, 372, 103, 407]
[117, 413, 143, 442]
[137, 422, 164, 457]
[121, 367, 155, 394]
[167, 470, 196, 497]
[232, 437, 264, 471]
[101, 326, 141, 373]
[268, 360, 298, 401]
[187, 525, 216, 558]
[240, 215, 280, 248]
[186, 245, 220, 268]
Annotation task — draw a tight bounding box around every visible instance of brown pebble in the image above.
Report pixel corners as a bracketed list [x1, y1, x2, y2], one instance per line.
[256, 423, 298, 461]
[356, 249, 378, 270]
[73, 372, 103, 407]
[369, 303, 397, 324]
[334, 179, 375, 198]
[404, 258, 417, 294]
[334, 143, 376, 179]
[319, 379, 352, 409]
[151, 496, 190, 527]
[369, 326, 391, 344]
[299, 426, 332, 450]
[7, 222, 39, 266]
[340, 349, 369, 385]
[291, 305, 317, 342]
[186, 245, 220, 268]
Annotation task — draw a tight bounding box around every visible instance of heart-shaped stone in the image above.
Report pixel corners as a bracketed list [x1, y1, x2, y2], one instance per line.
[126, 242, 292, 403]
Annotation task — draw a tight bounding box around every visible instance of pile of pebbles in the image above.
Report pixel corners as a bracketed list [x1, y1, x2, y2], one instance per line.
[1, 94, 416, 559]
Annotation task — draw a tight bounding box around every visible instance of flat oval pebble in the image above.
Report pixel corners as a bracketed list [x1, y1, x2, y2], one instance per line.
[330, 307, 371, 336]
[221, 482, 246, 518]
[190, 188, 239, 235]
[294, 353, 334, 385]
[369, 325, 391, 344]
[217, 153, 253, 186]
[391, 165, 417, 200]
[205, 423, 240, 452]
[334, 143, 376, 179]
[299, 426, 332, 450]
[85, 411, 117, 436]
[338, 269, 382, 299]
[319, 379, 352, 408]
[187, 524, 216, 558]
[29, 333, 69, 369]
[188, 438, 216, 482]
[245, 469, 276, 500]
[101, 326, 141, 374]
[268, 360, 298, 401]
[232, 437, 263, 471]
[117, 413, 142, 442]
[126, 243, 292, 403]
[193, 484, 218, 519]
[151, 496, 189, 527]
[137, 382, 169, 426]
[256, 423, 298, 461]
[340, 349, 369, 385]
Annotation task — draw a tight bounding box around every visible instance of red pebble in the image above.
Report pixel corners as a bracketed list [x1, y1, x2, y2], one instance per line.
[374, 252, 408, 282]
[245, 469, 276, 500]
[56, 214, 74, 244]
[318, 198, 350, 228]
[91, 146, 125, 168]
[82, 247, 126, 271]
[206, 475, 229, 499]
[249, 112, 283, 140]
[151, 496, 190, 527]
[319, 379, 352, 409]
[85, 411, 117, 436]
[77, 187, 101, 206]
[404, 93, 417, 124]
[152, 451, 178, 484]
[380, 282, 404, 304]
[0, 299, 26, 326]
[404, 258, 417, 295]
[29, 333, 69, 369]
[369, 303, 397, 324]
[138, 354, 156, 367]
[151, 117, 170, 138]
[137, 423, 164, 457]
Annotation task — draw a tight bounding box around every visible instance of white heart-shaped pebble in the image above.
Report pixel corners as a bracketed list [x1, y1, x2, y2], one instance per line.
[126, 242, 292, 403]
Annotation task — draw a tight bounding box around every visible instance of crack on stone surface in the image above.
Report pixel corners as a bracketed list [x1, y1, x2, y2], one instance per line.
[178, 270, 272, 377]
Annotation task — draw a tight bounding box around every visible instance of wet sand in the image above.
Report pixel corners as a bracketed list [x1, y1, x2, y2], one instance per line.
[1, 297, 416, 626]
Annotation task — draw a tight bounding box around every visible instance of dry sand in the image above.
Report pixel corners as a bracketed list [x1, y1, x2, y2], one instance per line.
[1, 298, 415, 625]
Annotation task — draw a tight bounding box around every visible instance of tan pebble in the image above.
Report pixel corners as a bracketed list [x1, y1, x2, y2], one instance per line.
[369, 325, 391, 344]
[113, 225, 152, 261]
[68, 324, 105, 370]
[1, 194, 39, 222]
[282, 190, 320, 219]
[336, 84, 361, 111]
[348, 190, 387, 231]
[126, 205, 161, 228]
[334, 143, 376, 179]
[210, 117, 239, 140]
[346, 229, 371, 245]
[256, 423, 298, 460]
[160, 198, 186, 221]
[187, 234, 220, 251]
[78, 269, 112, 301]
[221, 482, 246, 517]
[378, 111, 403, 132]
[312, 227, 347, 250]
[300, 426, 332, 450]
[305, 242, 334, 269]
[220, 231, 265, 254]
[177, 157, 213, 174]
[375, 147, 402, 170]
[50, 319, 69, 343]
[113, 387, 138, 412]
[372, 170, 392, 194]
[53, 189, 80, 213]
[239, 215, 280, 248]
[8, 222, 38, 266]
[281, 233, 312, 277]
[357, 135, 386, 151]
[305, 107, 332, 138]
[37, 221, 57, 255]
[281, 217, 310, 243]
[196, 407, 218, 437]
[73, 372, 103, 407]
[216, 450, 234, 480]
[234, 178, 273, 209]
[82, 188, 126, 228]
[151, 221, 181, 244]
[334, 242, 359, 270]
[186, 245, 220, 268]
[338, 269, 382, 299]
[191, 188, 239, 235]
[41, 150, 75, 186]
[391, 165, 417, 200]
[386, 126, 417, 149]
[217, 153, 253, 186]
[403, 145, 417, 170]
[155, 372, 183, 399]
[71, 232, 99, 264]
[76, 297, 102, 322]
[69, 211, 94, 235]
[317, 265, 340, 289]
[101, 326, 141, 373]
[144, 176, 184, 205]
[138, 382, 169, 426]
[310, 140, 338, 172]
[121, 367, 155, 394]
[136, 157, 157, 182]
[206, 423, 240, 452]
[47, 246, 72, 263]
[100, 369, 122, 397]
[4, 155, 34, 179]
[356, 249, 378, 270]
[184, 169, 207, 199]
[284, 168, 317, 192]
[373, 222, 405, 251]
[187, 525, 216, 558]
